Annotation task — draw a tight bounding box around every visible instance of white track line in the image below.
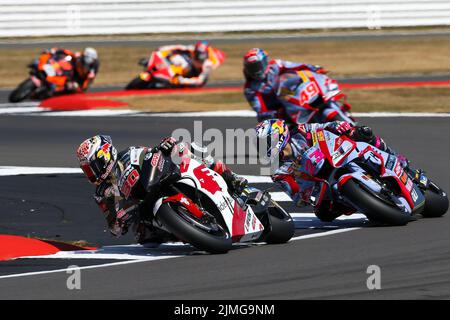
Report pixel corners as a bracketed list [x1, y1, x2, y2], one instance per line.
[353, 112, 450, 117]
[0, 102, 39, 108]
[0, 259, 162, 280]
[0, 106, 45, 114]
[0, 166, 81, 176]
[38, 109, 140, 117]
[290, 227, 361, 241]
[0, 226, 362, 280]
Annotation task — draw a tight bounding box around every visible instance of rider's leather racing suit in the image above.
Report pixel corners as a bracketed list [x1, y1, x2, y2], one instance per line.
[40, 48, 99, 93]
[244, 59, 325, 122]
[272, 122, 400, 221]
[93, 139, 246, 243]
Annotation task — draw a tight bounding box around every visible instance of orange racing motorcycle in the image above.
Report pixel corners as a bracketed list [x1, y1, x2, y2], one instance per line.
[9, 52, 75, 102]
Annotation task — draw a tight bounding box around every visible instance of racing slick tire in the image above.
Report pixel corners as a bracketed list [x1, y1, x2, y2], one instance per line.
[156, 203, 232, 254]
[9, 79, 36, 102]
[340, 179, 413, 226]
[421, 182, 449, 218]
[263, 201, 295, 244]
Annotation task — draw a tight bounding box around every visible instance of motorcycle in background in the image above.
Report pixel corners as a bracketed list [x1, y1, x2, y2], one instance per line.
[9, 54, 75, 102]
[276, 70, 356, 125]
[126, 46, 225, 90]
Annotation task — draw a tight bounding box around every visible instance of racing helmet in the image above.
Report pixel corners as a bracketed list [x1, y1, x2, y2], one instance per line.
[76, 135, 117, 184]
[255, 119, 290, 159]
[243, 48, 269, 80]
[194, 41, 210, 61]
[82, 47, 98, 67]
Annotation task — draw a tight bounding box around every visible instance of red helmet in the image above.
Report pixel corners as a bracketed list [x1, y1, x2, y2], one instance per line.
[243, 48, 269, 80]
[76, 135, 117, 184]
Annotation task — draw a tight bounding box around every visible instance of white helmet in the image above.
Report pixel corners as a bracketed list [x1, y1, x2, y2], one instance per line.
[83, 47, 98, 66]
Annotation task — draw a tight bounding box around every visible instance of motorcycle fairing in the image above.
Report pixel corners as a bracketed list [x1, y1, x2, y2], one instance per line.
[311, 129, 426, 214]
[153, 158, 264, 242]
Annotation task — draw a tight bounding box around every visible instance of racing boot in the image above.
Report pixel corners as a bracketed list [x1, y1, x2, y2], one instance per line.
[221, 170, 248, 195]
[135, 222, 178, 246]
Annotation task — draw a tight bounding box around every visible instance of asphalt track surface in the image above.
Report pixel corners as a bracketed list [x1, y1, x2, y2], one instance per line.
[0, 113, 449, 299]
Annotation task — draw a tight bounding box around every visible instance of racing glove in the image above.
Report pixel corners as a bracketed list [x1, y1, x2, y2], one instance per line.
[334, 121, 354, 135]
[314, 65, 328, 74]
[158, 136, 177, 155]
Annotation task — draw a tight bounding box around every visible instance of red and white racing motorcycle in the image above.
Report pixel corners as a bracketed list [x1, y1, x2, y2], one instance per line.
[299, 129, 448, 225]
[147, 152, 294, 253]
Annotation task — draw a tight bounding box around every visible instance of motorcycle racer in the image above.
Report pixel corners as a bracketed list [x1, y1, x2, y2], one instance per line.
[243, 48, 326, 122]
[155, 40, 214, 87]
[255, 119, 411, 222]
[76, 135, 247, 243]
[39, 47, 99, 94]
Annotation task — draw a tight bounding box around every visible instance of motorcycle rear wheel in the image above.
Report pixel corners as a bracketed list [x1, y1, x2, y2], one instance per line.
[340, 179, 413, 226]
[9, 79, 36, 102]
[156, 202, 232, 254]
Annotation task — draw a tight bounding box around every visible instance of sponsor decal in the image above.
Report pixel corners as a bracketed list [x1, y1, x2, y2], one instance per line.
[400, 172, 408, 184]
[244, 211, 252, 232]
[96, 143, 111, 162]
[394, 162, 403, 177]
[157, 158, 165, 171]
[311, 132, 318, 146]
[77, 140, 91, 159]
[130, 148, 143, 166]
[406, 178, 414, 192]
[179, 196, 190, 206]
[332, 150, 342, 161]
[120, 167, 140, 199]
[411, 189, 419, 202]
[151, 153, 160, 167]
[317, 131, 325, 142]
[334, 137, 343, 151]
[218, 200, 228, 212]
[386, 155, 396, 170]
[144, 152, 153, 161]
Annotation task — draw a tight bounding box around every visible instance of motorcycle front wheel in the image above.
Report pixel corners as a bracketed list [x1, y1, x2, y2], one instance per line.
[9, 79, 36, 102]
[156, 202, 232, 254]
[261, 201, 295, 244]
[340, 179, 413, 226]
